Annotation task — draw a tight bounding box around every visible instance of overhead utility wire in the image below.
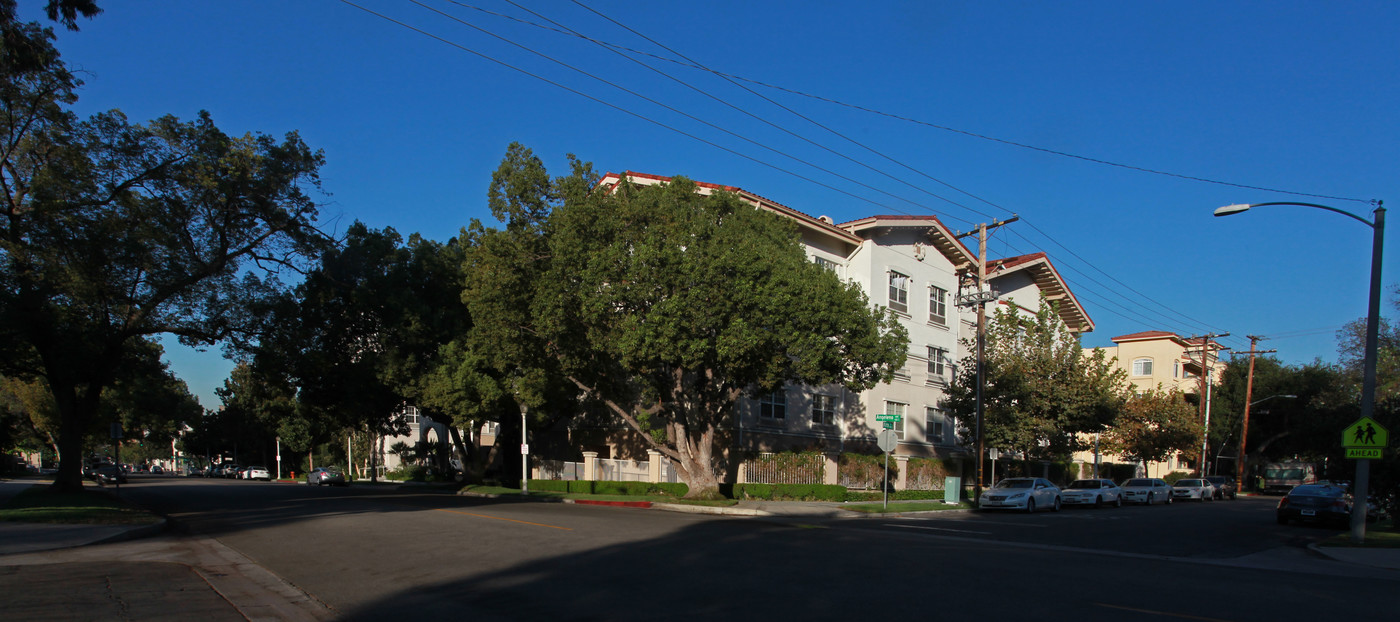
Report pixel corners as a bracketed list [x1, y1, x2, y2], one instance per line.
[482, 0, 995, 225]
[451, 0, 1369, 206]
[526, 1, 1244, 336]
[409, 0, 977, 228]
[566, 0, 1006, 223]
[339, 0, 930, 221]
[564, 0, 1238, 339]
[387, 1, 1242, 340]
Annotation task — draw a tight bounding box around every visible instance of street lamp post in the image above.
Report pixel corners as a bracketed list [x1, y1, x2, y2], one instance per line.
[1215, 200, 1385, 543]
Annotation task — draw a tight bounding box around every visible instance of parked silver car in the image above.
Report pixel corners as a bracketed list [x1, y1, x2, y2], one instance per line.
[1120, 478, 1174, 505]
[306, 467, 348, 487]
[1171, 478, 1216, 502]
[1061, 478, 1123, 508]
[979, 477, 1061, 513]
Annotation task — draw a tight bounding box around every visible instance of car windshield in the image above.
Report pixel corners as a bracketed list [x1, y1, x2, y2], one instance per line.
[1176, 480, 1203, 487]
[1125, 479, 1153, 487]
[1067, 481, 1101, 489]
[997, 479, 1034, 489]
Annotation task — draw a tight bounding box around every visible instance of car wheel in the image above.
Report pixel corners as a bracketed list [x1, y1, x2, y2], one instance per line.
[1147, 493, 1155, 506]
[1026, 498, 1036, 514]
[1053, 497, 1061, 512]
[1167, 494, 1173, 505]
[1094, 496, 1103, 509]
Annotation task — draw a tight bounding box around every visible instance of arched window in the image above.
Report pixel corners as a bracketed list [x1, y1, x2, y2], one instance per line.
[1132, 358, 1154, 376]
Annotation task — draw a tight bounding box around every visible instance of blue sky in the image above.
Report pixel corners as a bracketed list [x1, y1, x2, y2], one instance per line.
[28, 1, 1400, 408]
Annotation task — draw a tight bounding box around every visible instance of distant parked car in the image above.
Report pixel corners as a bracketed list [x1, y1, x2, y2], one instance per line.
[1204, 475, 1236, 500]
[245, 466, 271, 481]
[91, 465, 127, 486]
[1060, 479, 1123, 508]
[1121, 478, 1174, 505]
[151, 464, 164, 474]
[1277, 484, 1354, 526]
[1172, 479, 1216, 502]
[306, 467, 348, 487]
[979, 477, 1061, 513]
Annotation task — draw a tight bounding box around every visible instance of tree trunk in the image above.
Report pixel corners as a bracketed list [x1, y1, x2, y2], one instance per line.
[447, 425, 476, 483]
[675, 422, 722, 499]
[49, 373, 103, 493]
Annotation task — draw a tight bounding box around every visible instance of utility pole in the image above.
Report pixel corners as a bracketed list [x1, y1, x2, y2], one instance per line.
[1236, 336, 1275, 490]
[956, 215, 1017, 503]
[1188, 332, 1229, 474]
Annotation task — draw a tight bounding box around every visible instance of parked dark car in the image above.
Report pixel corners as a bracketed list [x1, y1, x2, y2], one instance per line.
[1204, 475, 1237, 500]
[307, 467, 348, 487]
[91, 465, 127, 486]
[1276, 484, 1357, 526]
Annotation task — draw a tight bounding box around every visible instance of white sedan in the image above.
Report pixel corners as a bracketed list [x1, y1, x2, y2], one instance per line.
[245, 466, 272, 481]
[1120, 478, 1174, 505]
[979, 477, 1061, 513]
[1060, 479, 1123, 508]
[1171, 478, 1215, 502]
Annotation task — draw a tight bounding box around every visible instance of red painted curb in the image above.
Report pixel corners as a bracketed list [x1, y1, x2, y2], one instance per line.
[572, 500, 653, 509]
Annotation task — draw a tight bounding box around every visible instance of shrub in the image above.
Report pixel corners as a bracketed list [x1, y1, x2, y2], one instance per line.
[845, 489, 948, 502]
[528, 479, 569, 493]
[1163, 471, 1191, 485]
[744, 452, 826, 484]
[839, 453, 897, 490]
[384, 465, 434, 482]
[904, 457, 959, 490]
[727, 483, 846, 501]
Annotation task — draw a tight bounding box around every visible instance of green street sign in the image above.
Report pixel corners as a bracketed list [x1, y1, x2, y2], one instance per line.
[876, 414, 903, 422]
[1342, 417, 1389, 449]
[882, 421, 894, 429]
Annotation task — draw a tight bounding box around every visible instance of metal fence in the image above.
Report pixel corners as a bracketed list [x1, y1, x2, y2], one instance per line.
[596, 458, 648, 482]
[657, 458, 682, 484]
[743, 452, 825, 485]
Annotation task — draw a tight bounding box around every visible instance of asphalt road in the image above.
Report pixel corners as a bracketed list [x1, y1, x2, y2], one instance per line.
[115, 476, 1400, 621]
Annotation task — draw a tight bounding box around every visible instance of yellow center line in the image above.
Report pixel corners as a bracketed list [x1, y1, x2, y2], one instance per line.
[1096, 603, 1234, 621]
[433, 507, 573, 531]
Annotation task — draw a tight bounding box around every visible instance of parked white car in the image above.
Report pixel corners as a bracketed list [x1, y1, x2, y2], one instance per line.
[979, 477, 1061, 513]
[245, 466, 271, 481]
[1171, 478, 1215, 502]
[1120, 478, 1174, 505]
[1061, 478, 1123, 508]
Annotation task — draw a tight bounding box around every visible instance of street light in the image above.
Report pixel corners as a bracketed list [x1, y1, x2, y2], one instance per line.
[1215, 200, 1385, 543]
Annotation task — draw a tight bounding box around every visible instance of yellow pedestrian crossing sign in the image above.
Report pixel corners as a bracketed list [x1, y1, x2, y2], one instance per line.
[1342, 417, 1388, 449]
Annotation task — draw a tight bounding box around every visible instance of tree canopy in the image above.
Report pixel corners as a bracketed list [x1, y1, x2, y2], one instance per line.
[0, 15, 328, 490]
[464, 144, 908, 498]
[945, 298, 1127, 460]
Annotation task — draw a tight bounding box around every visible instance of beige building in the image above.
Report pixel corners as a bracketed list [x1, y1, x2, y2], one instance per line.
[1081, 331, 1228, 478]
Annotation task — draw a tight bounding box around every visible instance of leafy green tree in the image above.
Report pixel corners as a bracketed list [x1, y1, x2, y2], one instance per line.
[1102, 388, 1200, 473]
[0, 21, 328, 491]
[945, 298, 1127, 459]
[464, 145, 908, 498]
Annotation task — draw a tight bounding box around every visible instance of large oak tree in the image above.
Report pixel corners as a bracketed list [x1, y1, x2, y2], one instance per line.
[0, 17, 327, 490]
[465, 144, 907, 498]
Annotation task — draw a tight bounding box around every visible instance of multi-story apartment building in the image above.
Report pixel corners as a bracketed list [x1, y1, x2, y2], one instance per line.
[1090, 331, 1227, 395]
[591, 172, 1095, 462]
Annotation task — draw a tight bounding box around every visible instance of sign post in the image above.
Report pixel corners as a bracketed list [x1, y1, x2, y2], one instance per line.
[876, 428, 898, 509]
[1342, 416, 1389, 542]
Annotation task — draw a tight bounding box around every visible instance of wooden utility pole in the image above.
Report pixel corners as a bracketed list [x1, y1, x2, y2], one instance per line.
[956, 215, 1017, 503]
[1189, 332, 1229, 474]
[1236, 335, 1276, 490]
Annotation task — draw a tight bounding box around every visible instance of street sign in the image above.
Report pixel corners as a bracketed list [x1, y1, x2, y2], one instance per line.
[1342, 417, 1388, 450]
[109, 422, 123, 440]
[956, 289, 998, 307]
[882, 421, 894, 430]
[877, 429, 898, 453]
[520, 443, 529, 455]
[1347, 448, 1383, 459]
[875, 414, 903, 422]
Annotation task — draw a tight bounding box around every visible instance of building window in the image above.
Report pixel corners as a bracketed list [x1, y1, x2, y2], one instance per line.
[1132, 358, 1153, 376]
[814, 256, 838, 273]
[929, 286, 948, 325]
[927, 406, 950, 444]
[886, 401, 907, 440]
[926, 346, 947, 382]
[888, 271, 909, 313]
[1174, 361, 1179, 378]
[812, 394, 836, 426]
[403, 406, 419, 425]
[760, 390, 787, 421]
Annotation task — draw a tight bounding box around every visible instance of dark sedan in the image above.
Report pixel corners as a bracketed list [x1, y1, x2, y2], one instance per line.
[1276, 484, 1353, 526]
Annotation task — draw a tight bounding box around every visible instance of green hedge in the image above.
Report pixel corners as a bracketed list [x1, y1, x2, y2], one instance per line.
[1163, 471, 1191, 485]
[845, 489, 953, 502]
[527, 480, 690, 497]
[721, 483, 847, 501]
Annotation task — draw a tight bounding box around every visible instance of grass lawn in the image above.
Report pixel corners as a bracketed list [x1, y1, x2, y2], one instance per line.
[0, 485, 162, 525]
[1318, 518, 1400, 548]
[842, 501, 975, 514]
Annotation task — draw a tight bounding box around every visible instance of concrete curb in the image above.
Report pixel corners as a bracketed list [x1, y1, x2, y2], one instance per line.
[89, 518, 168, 547]
[651, 502, 773, 516]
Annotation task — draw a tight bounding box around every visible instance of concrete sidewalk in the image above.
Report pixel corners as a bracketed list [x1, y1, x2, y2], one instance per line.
[0, 478, 333, 621]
